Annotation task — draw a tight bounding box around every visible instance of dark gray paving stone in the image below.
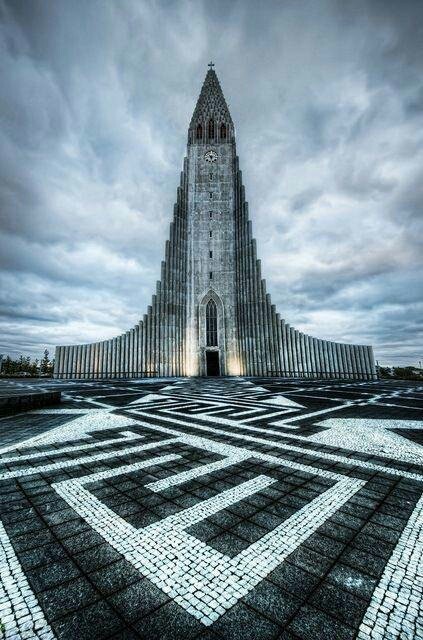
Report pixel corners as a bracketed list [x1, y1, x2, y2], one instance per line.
[229, 519, 268, 543]
[287, 605, 355, 640]
[208, 531, 249, 556]
[326, 563, 377, 599]
[212, 602, 281, 640]
[267, 562, 320, 599]
[243, 579, 301, 626]
[309, 581, 368, 627]
[108, 578, 169, 622]
[18, 541, 65, 570]
[51, 599, 125, 639]
[74, 542, 122, 573]
[133, 600, 204, 639]
[37, 576, 99, 621]
[89, 558, 142, 596]
[27, 558, 82, 593]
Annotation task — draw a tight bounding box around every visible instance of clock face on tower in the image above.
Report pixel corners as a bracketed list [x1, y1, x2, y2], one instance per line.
[204, 150, 218, 163]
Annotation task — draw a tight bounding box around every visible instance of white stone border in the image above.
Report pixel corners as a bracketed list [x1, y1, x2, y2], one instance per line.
[0, 521, 56, 639]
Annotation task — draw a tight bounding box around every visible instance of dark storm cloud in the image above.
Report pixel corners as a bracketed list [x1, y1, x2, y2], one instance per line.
[0, 0, 422, 365]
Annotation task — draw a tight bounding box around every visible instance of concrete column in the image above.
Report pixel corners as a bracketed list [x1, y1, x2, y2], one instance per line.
[313, 338, 321, 377]
[288, 327, 297, 376]
[73, 346, 79, 379]
[322, 340, 330, 379]
[115, 337, 121, 378]
[92, 342, 97, 379]
[97, 342, 103, 379]
[336, 343, 343, 378]
[146, 308, 152, 376]
[358, 345, 365, 379]
[350, 345, 359, 380]
[334, 343, 343, 378]
[242, 212, 251, 375]
[61, 347, 67, 379]
[79, 345, 84, 379]
[68, 346, 75, 379]
[78, 345, 85, 379]
[354, 345, 363, 379]
[54, 346, 61, 379]
[133, 328, 138, 378]
[307, 336, 315, 378]
[142, 314, 148, 377]
[327, 342, 335, 379]
[245, 221, 258, 376]
[136, 324, 142, 378]
[104, 340, 109, 379]
[363, 345, 373, 380]
[249, 237, 260, 376]
[110, 338, 116, 379]
[287, 325, 295, 376]
[304, 334, 312, 378]
[294, 331, 301, 376]
[362, 345, 369, 379]
[367, 346, 377, 379]
[298, 331, 308, 378]
[265, 294, 275, 376]
[275, 313, 283, 376]
[128, 329, 133, 378]
[98, 342, 104, 379]
[84, 345, 90, 380]
[345, 344, 354, 379]
[82, 344, 88, 379]
[343, 343, 351, 379]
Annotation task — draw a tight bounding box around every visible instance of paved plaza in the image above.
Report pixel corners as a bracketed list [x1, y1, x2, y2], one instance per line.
[0, 376, 422, 640]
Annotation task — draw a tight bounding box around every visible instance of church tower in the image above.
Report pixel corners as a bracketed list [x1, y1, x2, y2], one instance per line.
[185, 64, 238, 376]
[54, 66, 376, 380]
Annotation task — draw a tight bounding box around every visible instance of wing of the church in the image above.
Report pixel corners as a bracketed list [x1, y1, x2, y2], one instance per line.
[54, 67, 376, 380]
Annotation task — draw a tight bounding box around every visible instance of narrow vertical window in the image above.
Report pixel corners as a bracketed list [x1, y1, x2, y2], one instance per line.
[208, 119, 214, 139]
[196, 124, 202, 140]
[209, 271, 213, 280]
[220, 123, 226, 139]
[209, 250, 213, 259]
[209, 192, 213, 199]
[209, 230, 212, 237]
[206, 299, 217, 346]
[209, 211, 212, 218]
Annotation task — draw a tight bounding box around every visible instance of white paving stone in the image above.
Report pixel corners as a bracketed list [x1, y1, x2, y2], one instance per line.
[0, 521, 55, 639]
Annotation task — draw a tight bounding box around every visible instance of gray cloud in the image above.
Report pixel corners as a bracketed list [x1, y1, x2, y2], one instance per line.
[0, 0, 422, 366]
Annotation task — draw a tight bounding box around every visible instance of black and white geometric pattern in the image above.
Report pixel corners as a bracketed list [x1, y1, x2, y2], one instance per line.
[0, 377, 422, 639]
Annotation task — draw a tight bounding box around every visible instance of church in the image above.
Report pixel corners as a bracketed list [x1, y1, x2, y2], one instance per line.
[54, 66, 376, 380]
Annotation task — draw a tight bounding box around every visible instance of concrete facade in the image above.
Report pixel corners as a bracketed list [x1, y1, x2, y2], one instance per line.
[54, 67, 376, 380]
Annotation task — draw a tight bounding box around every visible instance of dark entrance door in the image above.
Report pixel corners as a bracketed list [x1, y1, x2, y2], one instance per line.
[206, 351, 220, 376]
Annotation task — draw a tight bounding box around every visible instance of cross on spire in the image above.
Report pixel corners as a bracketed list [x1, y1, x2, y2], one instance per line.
[208, 61, 215, 70]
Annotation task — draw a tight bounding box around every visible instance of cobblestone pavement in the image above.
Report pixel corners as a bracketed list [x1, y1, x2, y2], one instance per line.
[0, 377, 422, 640]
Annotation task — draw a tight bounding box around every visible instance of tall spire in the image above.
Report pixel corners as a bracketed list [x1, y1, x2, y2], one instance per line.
[188, 66, 234, 144]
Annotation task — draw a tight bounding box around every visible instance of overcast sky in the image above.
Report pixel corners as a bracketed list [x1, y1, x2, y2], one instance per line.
[0, 0, 422, 366]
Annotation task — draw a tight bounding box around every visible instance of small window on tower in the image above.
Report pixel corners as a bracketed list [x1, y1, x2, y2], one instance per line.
[209, 250, 213, 259]
[209, 211, 212, 218]
[220, 123, 227, 139]
[209, 230, 212, 237]
[208, 119, 214, 139]
[209, 271, 213, 280]
[209, 192, 213, 199]
[209, 172, 213, 179]
[196, 124, 202, 140]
